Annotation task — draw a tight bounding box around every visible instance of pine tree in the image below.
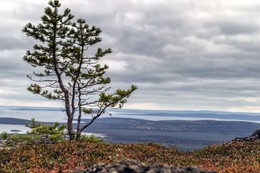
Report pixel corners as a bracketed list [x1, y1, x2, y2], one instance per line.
[22, 0, 137, 140]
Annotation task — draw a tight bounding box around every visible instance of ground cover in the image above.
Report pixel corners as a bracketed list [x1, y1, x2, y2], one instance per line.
[0, 140, 259, 173]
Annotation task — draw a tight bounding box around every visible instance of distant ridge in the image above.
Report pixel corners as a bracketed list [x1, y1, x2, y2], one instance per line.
[0, 117, 31, 125]
[0, 106, 260, 123]
[0, 117, 259, 150]
[1, 105, 260, 115]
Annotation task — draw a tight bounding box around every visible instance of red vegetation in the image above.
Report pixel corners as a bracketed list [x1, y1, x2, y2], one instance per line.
[0, 141, 259, 172]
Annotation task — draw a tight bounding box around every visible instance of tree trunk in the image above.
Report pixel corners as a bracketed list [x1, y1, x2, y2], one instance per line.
[67, 115, 75, 140]
[76, 130, 81, 140]
[76, 106, 82, 140]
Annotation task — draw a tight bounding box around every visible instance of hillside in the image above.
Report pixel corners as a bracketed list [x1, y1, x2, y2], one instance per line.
[0, 139, 259, 172]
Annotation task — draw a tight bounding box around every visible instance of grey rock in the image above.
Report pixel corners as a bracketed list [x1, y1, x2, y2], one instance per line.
[250, 129, 260, 139]
[232, 129, 260, 142]
[75, 160, 216, 173]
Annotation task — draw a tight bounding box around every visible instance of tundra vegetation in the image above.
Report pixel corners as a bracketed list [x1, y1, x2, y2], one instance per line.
[0, 140, 259, 172]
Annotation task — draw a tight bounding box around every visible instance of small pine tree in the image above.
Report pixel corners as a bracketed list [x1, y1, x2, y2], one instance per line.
[22, 0, 137, 140]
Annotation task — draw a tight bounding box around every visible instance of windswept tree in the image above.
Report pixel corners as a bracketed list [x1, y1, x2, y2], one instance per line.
[23, 0, 137, 140]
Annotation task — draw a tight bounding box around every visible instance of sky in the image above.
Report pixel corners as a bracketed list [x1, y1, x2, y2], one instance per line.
[1, 0, 260, 112]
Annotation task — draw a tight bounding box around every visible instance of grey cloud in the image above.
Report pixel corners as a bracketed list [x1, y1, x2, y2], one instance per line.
[0, 35, 30, 51]
[0, 49, 30, 76]
[205, 19, 260, 36]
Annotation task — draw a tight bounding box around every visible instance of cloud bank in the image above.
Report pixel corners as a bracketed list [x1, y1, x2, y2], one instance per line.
[1, 0, 260, 112]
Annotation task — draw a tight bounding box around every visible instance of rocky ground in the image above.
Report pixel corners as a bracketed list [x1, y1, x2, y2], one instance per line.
[1, 129, 259, 172]
[228, 129, 260, 143]
[75, 129, 260, 173]
[75, 160, 216, 173]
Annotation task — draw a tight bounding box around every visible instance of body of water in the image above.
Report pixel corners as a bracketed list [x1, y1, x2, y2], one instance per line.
[0, 106, 260, 134]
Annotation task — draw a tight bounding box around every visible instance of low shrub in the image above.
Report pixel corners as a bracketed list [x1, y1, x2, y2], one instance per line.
[80, 134, 103, 143]
[1, 119, 67, 147]
[1, 132, 8, 140]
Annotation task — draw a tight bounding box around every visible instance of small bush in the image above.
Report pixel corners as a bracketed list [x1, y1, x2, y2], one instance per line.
[1, 118, 67, 147]
[50, 134, 64, 143]
[80, 134, 103, 143]
[0, 119, 102, 148]
[10, 135, 19, 142]
[1, 132, 8, 140]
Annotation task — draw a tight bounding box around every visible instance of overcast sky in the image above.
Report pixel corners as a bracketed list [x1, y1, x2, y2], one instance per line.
[1, 0, 260, 112]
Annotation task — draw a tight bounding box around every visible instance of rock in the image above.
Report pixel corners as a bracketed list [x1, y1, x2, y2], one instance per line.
[249, 129, 260, 139]
[75, 160, 216, 173]
[230, 129, 260, 143]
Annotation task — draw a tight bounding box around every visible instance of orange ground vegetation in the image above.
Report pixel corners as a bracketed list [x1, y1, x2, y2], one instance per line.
[0, 140, 259, 173]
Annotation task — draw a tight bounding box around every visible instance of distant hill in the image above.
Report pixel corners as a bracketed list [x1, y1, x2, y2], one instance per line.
[0, 118, 31, 125]
[0, 117, 259, 150]
[82, 117, 260, 150]
[1, 106, 260, 122]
